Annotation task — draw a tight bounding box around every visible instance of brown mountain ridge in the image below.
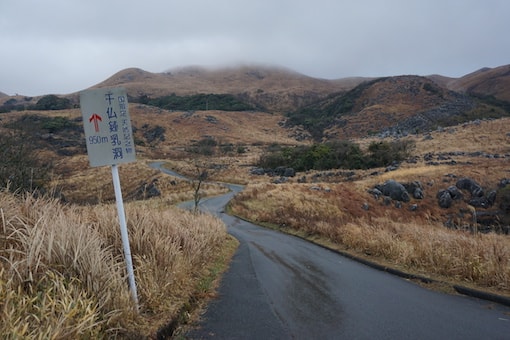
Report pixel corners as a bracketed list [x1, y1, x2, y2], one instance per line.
[289, 74, 509, 140]
[1, 64, 509, 142]
[93, 64, 510, 140]
[93, 65, 367, 112]
[447, 64, 510, 102]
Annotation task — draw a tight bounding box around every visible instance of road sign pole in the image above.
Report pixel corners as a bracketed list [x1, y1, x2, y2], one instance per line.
[81, 87, 138, 307]
[111, 164, 138, 307]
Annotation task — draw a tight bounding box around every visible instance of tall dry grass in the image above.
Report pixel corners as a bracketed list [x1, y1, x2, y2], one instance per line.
[0, 189, 229, 338]
[230, 183, 510, 294]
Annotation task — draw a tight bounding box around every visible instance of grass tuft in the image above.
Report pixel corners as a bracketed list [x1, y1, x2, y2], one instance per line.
[230, 182, 510, 295]
[0, 189, 230, 337]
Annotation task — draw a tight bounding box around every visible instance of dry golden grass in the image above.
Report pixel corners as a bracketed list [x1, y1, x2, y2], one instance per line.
[448, 64, 510, 102]
[0, 189, 233, 338]
[228, 119, 510, 296]
[128, 105, 300, 152]
[416, 118, 510, 155]
[229, 182, 510, 295]
[50, 157, 230, 205]
[356, 117, 510, 155]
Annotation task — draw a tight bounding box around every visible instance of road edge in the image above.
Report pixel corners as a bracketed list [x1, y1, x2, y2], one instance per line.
[227, 210, 510, 308]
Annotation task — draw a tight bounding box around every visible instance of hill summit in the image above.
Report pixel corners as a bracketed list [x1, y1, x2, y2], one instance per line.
[93, 65, 367, 112]
[287, 76, 476, 140]
[1, 64, 509, 141]
[90, 63, 510, 140]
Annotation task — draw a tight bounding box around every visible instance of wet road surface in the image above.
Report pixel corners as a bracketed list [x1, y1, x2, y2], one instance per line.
[181, 184, 510, 339]
[147, 162, 510, 339]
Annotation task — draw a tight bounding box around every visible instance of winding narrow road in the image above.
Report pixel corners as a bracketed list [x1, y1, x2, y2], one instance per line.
[150, 164, 510, 339]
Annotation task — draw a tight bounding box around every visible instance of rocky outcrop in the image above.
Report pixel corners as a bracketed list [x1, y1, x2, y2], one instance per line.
[132, 179, 161, 200]
[437, 190, 453, 209]
[403, 181, 424, 199]
[456, 178, 484, 198]
[376, 180, 410, 202]
[370, 180, 426, 204]
[250, 167, 296, 178]
[366, 176, 508, 232]
[437, 178, 488, 209]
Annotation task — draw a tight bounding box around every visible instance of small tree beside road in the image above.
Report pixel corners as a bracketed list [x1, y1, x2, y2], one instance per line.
[191, 161, 209, 213]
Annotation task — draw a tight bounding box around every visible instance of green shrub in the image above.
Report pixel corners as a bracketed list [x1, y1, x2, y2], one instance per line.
[42, 116, 73, 133]
[0, 98, 27, 113]
[367, 140, 415, 167]
[236, 145, 247, 154]
[142, 93, 256, 111]
[33, 95, 71, 110]
[257, 139, 414, 172]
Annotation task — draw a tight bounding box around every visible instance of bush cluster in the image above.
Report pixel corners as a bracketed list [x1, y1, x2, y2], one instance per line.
[33, 95, 72, 110]
[140, 124, 166, 144]
[0, 97, 31, 113]
[1, 115, 84, 192]
[258, 139, 415, 171]
[41, 116, 75, 133]
[136, 93, 256, 111]
[187, 137, 247, 156]
[0, 95, 73, 113]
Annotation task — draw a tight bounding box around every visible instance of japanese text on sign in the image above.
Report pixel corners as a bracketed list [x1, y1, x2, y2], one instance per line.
[80, 88, 136, 167]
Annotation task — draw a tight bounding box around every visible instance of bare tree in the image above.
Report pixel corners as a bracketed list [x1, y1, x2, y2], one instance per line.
[191, 161, 209, 213]
[188, 157, 232, 213]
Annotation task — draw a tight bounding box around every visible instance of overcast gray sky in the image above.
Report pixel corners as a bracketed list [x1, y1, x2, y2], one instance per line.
[1, 0, 509, 96]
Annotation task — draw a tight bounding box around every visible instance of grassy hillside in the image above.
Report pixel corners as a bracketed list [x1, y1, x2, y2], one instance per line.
[448, 64, 510, 102]
[287, 75, 510, 140]
[92, 65, 362, 112]
[230, 117, 510, 297]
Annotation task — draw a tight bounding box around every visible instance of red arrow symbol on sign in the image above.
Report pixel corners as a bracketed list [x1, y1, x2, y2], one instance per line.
[89, 113, 102, 133]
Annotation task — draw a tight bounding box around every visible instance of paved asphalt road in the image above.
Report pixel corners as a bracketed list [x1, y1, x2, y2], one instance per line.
[150, 164, 510, 339]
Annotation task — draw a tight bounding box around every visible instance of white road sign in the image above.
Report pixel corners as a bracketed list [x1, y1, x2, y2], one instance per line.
[80, 87, 136, 167]
[80, 87, 139, 306]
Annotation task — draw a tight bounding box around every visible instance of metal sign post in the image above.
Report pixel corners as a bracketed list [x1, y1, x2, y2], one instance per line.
[80, 87, 138, 307]
[111, 163, 138, 306]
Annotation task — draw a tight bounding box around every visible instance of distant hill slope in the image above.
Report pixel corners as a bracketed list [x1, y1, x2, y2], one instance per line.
[448, 64, 510, 102]
[0, 91, 8, 99]
[92, 66, 368, 112]
[2, 63, 509, 142]
[287, 75, 509, 140]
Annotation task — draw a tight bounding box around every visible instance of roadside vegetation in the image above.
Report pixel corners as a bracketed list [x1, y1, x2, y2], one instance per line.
[229, 182, 510, 295]
[0, 189, 235, 338]
[229, 119, 510, 297]
[0, 119, 234, 337]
